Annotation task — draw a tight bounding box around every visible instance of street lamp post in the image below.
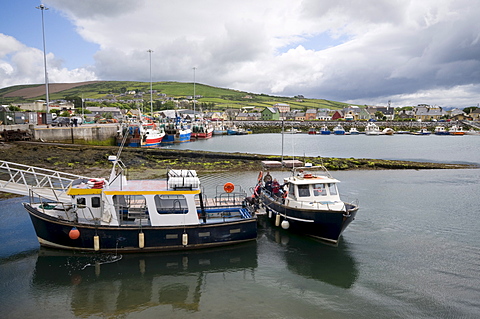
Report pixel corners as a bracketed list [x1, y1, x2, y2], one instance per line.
[147, 49, 153, 115]
[36, 4, 50, 114]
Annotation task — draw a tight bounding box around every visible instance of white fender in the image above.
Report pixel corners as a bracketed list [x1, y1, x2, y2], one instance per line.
[94, 235, 100, 251]
[275, 214, 281, 227]
[139, 232, 145, 249]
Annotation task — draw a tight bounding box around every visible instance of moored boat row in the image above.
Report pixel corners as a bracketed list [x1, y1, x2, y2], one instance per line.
[306, 124, 477, 136]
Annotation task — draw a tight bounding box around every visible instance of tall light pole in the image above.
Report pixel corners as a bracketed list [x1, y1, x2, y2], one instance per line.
[147, 49, 153, 115]
[192, 67, 196, 119]
[36, 4, 50, 114]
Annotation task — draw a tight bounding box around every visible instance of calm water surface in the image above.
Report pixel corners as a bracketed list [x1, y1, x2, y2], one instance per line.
[168, 133, 480, 165]
[1, 135, 479, 318]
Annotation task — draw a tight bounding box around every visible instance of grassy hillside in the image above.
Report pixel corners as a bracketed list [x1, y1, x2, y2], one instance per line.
[0, 81, 356, 110]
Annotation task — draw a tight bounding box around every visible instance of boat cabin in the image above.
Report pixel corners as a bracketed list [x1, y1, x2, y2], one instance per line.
[282, 168, 346, 211]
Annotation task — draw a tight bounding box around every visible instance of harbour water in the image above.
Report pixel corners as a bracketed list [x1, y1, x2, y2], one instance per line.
[170, 133, 480, 165]
[1, 134, 479, 318]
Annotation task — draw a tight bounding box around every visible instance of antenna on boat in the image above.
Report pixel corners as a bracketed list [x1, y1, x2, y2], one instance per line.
[281, 120, 284, 164]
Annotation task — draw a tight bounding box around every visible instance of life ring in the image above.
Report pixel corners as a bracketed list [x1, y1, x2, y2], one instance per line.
[257, 171, 263, 182]
[304, 173, 313, 178]
[283, 190, 288, 198]
[224, 182, 235, 193]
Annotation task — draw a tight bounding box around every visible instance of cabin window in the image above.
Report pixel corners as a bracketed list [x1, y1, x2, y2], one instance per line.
[113, 195, 147, 216]
[154, 195, 188, 214]
[91, 197, 101, 208]
[76, 197, 86, 208]
[328, 183, 338, 195]
[297, 185, 310, 197]
[288, 183, 295, 197]
[313, 183, 327, 196]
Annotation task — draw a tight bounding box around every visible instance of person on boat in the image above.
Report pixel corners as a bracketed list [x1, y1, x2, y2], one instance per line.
[265, 179, 273, 194]
[272, 179, 283, 198]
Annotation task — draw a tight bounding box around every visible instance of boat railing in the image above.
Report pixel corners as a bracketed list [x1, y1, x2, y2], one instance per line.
[211, 184, 248, 206]
[292, 165, 334, 179]
[345, 198, 359, 210]
[263, 189, 352, 212]
[28, 188, 85, 222]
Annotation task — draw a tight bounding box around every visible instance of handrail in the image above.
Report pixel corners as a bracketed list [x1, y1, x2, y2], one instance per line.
[0, 160, 90, 197]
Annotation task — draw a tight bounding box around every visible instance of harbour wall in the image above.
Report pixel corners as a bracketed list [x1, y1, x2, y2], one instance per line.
[31, 125, 119, 142]
[1, 120, 472, 143]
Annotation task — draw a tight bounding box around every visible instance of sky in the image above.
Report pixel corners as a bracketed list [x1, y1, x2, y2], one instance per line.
[1, 0, 480, 108]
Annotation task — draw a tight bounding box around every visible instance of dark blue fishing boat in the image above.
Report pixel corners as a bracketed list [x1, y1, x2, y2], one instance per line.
[252, 164, 358, 244]
[23, 156, 256, 252]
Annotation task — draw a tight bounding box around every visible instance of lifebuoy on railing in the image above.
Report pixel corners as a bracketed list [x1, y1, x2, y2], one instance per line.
[224, 182, 235, 193]
[257, 171, 263, 182]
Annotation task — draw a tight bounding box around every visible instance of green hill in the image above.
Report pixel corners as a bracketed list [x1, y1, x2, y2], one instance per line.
[0, 81, 356, 111]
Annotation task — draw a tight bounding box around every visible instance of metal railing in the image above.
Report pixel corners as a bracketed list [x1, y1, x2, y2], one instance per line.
[0, 160, 90, 200]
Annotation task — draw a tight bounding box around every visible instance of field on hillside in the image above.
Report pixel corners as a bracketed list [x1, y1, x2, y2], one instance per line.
[0, 81, 356, 110]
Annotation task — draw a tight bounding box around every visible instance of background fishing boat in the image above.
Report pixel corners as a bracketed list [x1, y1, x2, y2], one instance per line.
[117, 122, 165, 147]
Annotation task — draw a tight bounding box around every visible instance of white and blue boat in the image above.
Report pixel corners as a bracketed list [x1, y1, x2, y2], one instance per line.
[319, 125, 331, 135]
[252, 164, 358, 244]
[333, 125, 346, 135]
[434, 126, 449, 135]
[348, 127, 360, 135]
[21, 156, 257, 252]
[161, 119, 192, 143]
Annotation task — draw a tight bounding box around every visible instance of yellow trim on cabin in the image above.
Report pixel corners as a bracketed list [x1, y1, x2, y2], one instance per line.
[103, 190, 201, 195]
[67, 188, 103, 196]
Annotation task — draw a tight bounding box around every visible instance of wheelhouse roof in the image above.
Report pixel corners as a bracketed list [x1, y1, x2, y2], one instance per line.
[287, 175, 340, 185]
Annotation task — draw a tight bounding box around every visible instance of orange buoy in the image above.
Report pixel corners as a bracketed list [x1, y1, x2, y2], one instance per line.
[69, 227, 80, 240]
[257, 171, 263, 182]
[224, 182, 235, 193]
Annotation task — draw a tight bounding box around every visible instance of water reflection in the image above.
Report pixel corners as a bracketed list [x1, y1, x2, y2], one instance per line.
[32, 243, 257, 316]
[261, 221, 358, 289]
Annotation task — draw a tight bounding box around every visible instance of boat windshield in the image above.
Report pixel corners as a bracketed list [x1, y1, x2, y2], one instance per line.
[313, 183, 327, 196]
[154, 195, 188, 214]
[328, 183, 338, 195]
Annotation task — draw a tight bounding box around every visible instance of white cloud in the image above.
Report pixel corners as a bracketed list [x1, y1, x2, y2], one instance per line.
[0, 33, 96, 88]
[1, 0, 480, 107]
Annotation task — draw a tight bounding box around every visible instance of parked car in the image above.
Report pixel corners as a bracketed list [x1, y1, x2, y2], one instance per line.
[70, 116, 83, 126]
[51, 117, 71, 127]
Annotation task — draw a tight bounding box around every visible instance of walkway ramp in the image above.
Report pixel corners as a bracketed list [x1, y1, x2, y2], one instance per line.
[0, 160, 91, 202]
[461, 120, 480, 130]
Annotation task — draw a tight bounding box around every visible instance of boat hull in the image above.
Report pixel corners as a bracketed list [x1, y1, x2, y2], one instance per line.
[162, 132, 191, 143]
[24, 203, 257, 252]
[116, 136, 163, 147]
[196, 131, 213, 139]
[259, 192, 358, 243]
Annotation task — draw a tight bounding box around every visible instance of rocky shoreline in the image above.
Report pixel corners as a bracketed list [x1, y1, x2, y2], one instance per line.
[1, 142, 476, 180]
